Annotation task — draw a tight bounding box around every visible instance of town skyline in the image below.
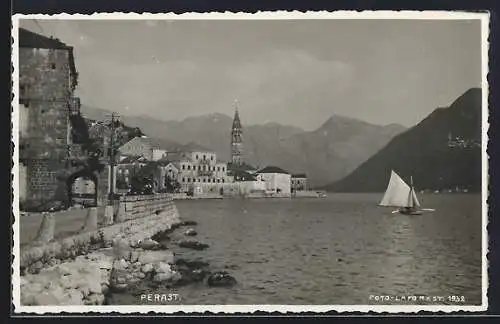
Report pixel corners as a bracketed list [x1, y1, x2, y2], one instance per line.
[19, 18, 481, 130]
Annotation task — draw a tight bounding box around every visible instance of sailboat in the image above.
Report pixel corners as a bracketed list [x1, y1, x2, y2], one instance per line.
[379, 170, 435, 215]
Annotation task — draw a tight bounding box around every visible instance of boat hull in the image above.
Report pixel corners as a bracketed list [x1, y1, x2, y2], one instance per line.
[398, 209, 422, 215]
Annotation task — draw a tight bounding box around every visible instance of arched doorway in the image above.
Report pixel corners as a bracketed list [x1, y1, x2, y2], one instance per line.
[66, 169, 98, 207]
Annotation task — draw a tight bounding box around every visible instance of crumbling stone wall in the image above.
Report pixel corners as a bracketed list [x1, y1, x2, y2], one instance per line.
[19, 47, 73, 206]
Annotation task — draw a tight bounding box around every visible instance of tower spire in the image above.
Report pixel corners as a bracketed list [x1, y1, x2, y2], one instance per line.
[231, 99, 244, 166]
[232, 99, 242, 129]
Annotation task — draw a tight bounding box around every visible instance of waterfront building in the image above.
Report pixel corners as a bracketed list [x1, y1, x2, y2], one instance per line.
[291, 173, 308, 191]
[155, 158, 180, 192]
[115, 155, 148, 192]
[256, 166, 292, 197]
[168, 143, 230, 193]
[18, 28, 81, 206]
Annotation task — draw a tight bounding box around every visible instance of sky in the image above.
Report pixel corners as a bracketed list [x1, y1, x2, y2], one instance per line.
[19, 18, 482, 130]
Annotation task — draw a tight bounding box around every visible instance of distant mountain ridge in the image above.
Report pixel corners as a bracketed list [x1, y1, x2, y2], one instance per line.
[80, 105, 406, 187]
[324, 88, 482, 192]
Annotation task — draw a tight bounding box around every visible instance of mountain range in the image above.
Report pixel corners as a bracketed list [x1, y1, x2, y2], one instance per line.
[80, 106, 406, 187]
[324, 88, 482, 192]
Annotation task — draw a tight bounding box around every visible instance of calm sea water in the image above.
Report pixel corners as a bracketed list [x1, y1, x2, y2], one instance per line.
[111, 194, 483, 305]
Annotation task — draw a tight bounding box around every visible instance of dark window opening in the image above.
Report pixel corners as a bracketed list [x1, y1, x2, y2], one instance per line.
[50, 63, 56, 70]
[203, 155, 206, 160]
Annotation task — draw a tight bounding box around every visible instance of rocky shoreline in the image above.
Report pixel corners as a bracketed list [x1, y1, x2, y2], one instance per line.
[20, 218, 237, 306]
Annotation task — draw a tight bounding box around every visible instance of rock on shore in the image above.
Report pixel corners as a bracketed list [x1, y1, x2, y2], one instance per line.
[21, 251, 114, 305]
[178, 239, 209, 250]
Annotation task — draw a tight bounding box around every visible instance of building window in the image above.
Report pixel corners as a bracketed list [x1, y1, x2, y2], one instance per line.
[203, 165, 207, 171]
[203, 154, 206, 160]
[198, 165, 201, 171]
[222, 167, 225, 172]
[188, 178, 191, 182]
[222, 179, 225, 183]
[217, 179, 220, 183]
[187, 165, 191, 170]
[50, 63, 56, 70]
[182, 178, 185, 182]
[211, 155, 214, 161]
[196, 154, 199, 160]
[213, 179, 216, 183]
[182, 165, 185, 170]
[217, 166, 220, 171]
[203, 179, 206, 183]
[197, 178, 200, 182]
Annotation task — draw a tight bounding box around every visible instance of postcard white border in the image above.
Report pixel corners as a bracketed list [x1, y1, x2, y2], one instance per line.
[11, 10, 490, 314]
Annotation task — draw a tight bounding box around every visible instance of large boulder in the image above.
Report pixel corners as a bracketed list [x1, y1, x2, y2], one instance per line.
[138, 238, 161, 250]
[137, 250, 174, 265]
[207, 271, 237, 287]
[184, 228, 197, 237]
[178, 240, 209, 251]
[181, 220, 198, 226]
[152, 262, 182, 283]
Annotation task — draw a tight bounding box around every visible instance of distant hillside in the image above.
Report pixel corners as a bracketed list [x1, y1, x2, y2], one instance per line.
[324, 88, 482, 192]
[80, 106, 406, 187]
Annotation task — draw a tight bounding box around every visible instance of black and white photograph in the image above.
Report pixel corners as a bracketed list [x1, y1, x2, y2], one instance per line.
[11, 11, 489, 313]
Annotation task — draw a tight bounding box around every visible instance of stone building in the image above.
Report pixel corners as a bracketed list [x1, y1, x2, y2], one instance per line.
[256, 166, 292, 197]
[173, 144, 230, 193]
[115, 155, 148, 192]
[18, 28, 79, 207]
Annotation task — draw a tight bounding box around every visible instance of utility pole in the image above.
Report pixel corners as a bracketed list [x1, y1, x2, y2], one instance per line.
[106, 112, 120, 201]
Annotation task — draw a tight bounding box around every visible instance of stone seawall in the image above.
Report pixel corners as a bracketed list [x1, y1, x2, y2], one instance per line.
[117, 193, 174, 222]
[19, 194, 182, 306]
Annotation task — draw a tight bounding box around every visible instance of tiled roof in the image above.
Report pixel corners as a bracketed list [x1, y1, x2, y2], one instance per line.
[227, 162, 256, 172]
[232, 169, 257, 181]
[19, 28, 78, 89]
[257, 166, 290, 175]
[119, 155, 148, 164]
[292, 173, 307, 178]
[19, 28, 71, 49]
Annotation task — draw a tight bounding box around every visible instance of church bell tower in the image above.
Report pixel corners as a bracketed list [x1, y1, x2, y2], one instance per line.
[231, 100, 244, 166]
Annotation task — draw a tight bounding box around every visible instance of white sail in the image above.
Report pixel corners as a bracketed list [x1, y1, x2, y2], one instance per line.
[379, 170, 414, 208]
[410, 188, 421, 208]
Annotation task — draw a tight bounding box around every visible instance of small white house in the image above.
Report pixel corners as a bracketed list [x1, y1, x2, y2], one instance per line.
[256, 166, 292, 197]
